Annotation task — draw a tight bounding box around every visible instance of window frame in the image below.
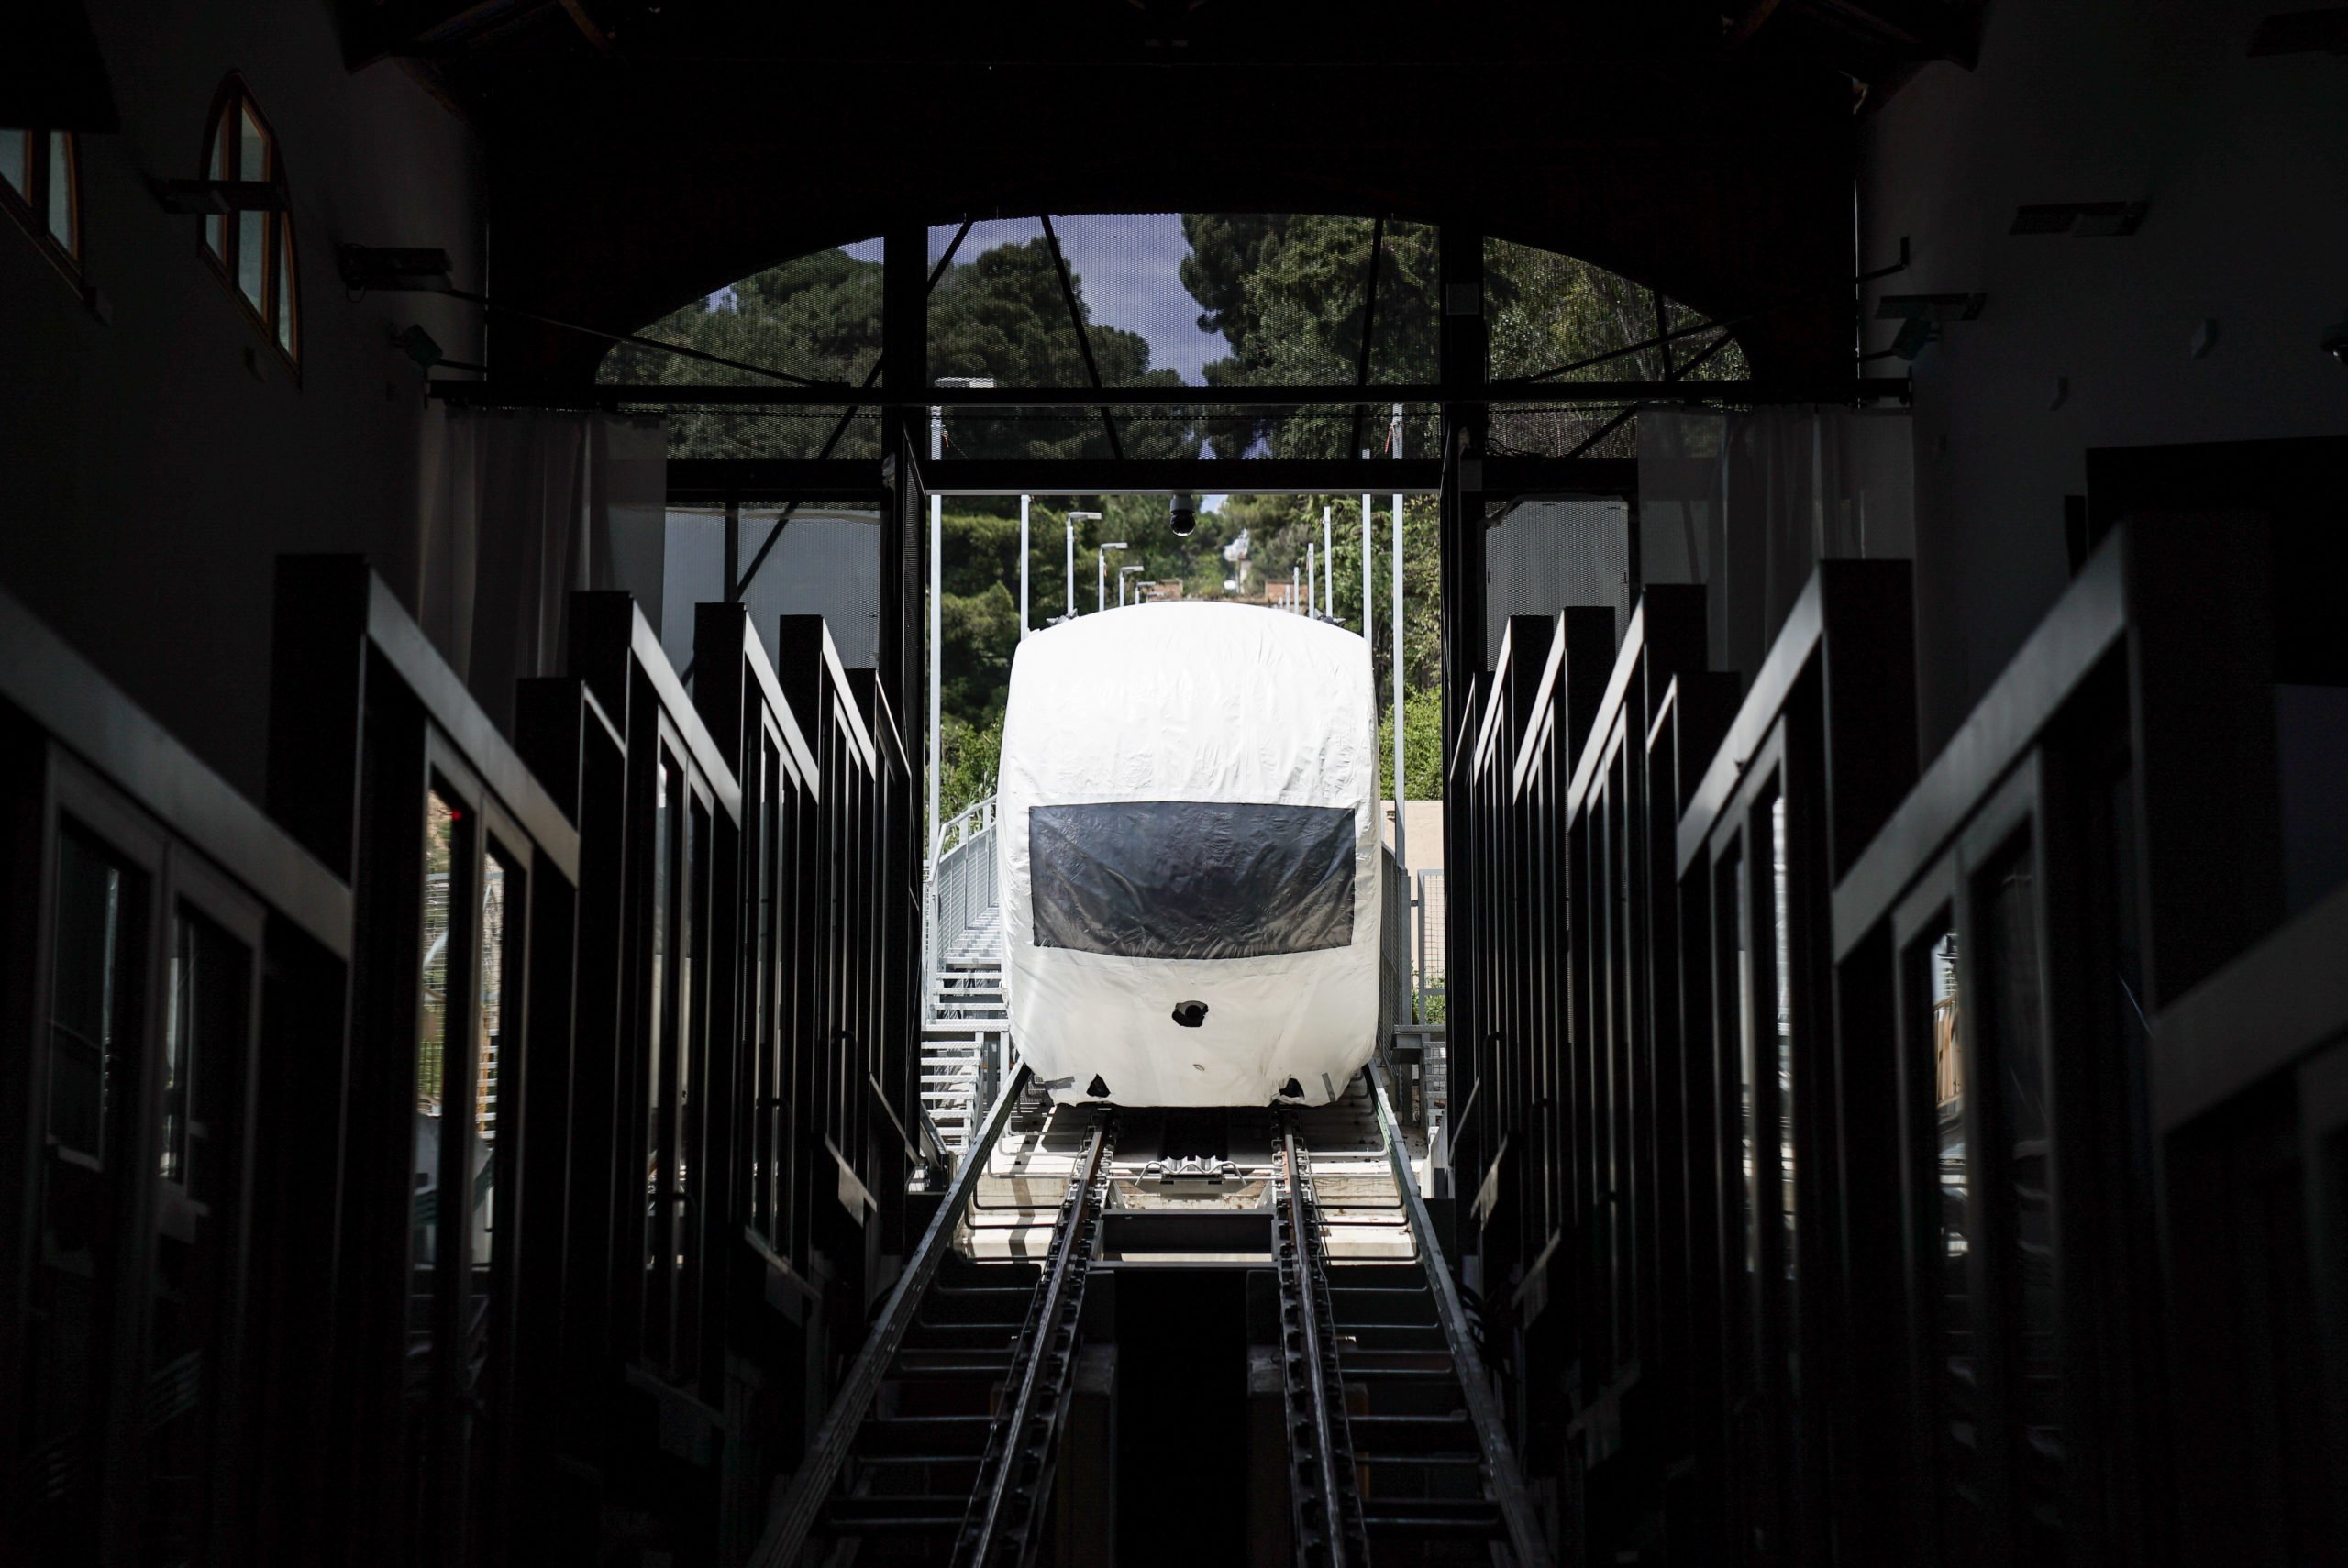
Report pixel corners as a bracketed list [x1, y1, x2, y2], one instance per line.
[0, 125, 85, 292]
[11, 746, 269, 1566]
[1889, 756, 2065, 1564]
[195, 76, 300, 375]
[399, 733, 533, 1564]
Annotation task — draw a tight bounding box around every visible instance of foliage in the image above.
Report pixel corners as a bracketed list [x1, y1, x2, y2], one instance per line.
[603, 237, 1198, 463]
[1180, 215, 1439, 460]
[937, 707, 1003, 824]
[1378, 682, 1448, 802]
[1484, 237, 1748, 459]
[614, 222, 1745, 809]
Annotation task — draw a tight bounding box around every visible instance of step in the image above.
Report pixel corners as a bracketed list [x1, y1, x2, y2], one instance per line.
[1349, 1412, 1479, 1457]
[1361, 1500, 1506, 1539]
[853, 1415, 995, 1457]
[824, 1496, 966, 1533]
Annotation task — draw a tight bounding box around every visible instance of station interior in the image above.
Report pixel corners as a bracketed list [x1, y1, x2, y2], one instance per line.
[4, 4, 2346, 1565]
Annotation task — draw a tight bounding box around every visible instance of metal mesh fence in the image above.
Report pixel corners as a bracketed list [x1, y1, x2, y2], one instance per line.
[1414, 868, 1446, 1013]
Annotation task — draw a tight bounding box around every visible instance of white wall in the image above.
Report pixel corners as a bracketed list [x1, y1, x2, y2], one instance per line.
[1860, 0, 2348, 752]
[0, 2, 482, 801]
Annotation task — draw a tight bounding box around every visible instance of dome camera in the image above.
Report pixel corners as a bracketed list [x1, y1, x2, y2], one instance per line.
[2324, 311, 2348, 367]
[1169, 491, 1197, 537]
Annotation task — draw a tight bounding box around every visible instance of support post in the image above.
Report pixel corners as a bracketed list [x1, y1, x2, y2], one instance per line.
[927, 422, 942, 876]
[1019, 494, 1030, 639]
[1435, 219, 1487, 1213]
[880, 221, 927, 788]
[1391, 491, 1406, 875]
[724, 497, 740, 602]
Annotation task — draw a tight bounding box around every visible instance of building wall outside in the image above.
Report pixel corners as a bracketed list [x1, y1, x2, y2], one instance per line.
[0, 2, 482, 801]
[1861, 0, 2348, 753]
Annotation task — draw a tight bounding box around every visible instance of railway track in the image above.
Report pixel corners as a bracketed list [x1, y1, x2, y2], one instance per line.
[753, 1066, 1549, 1567]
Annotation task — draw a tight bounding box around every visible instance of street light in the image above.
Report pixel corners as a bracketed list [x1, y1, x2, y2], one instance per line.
[1065, 510, 1101, 622]
[1119, 564, 1144, 606]
[1098, 540, 1127, 614]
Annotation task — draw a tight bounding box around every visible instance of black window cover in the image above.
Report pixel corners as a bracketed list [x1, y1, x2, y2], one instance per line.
[1029, 801, 1357, 960]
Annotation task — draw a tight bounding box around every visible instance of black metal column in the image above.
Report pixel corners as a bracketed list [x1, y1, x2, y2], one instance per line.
[1437, 222, 1489, 1209]
[880, 222, 928, 744]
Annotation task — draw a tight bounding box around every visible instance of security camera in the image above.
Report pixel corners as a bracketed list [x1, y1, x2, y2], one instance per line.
[2324, 311, 2348, 366]
[1169, 491, 1196, 537]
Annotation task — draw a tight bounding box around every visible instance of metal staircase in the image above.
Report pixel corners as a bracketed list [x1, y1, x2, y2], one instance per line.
[924, 799, 1011, 1159]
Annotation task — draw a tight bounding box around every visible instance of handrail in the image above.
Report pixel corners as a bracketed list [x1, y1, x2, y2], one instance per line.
[748, 1063, 1034, 1568]
[1368, 1059, 1554, 1568]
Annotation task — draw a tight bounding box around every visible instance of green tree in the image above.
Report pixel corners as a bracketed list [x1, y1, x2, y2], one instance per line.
[602, 248, 886, 460]
[1180, 215, 1440, 460]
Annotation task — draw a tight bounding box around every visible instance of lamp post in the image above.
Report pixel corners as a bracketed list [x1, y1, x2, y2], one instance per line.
[1064, 510, 1101, 623]
[1322, 505, 1334, 619]
[1306, 543, 1315, 620]
[1120, 565, 1144, 606]
[1097, 539, 1126, 614]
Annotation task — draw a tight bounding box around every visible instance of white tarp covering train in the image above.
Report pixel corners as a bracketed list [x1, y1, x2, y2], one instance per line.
[997, 602, 1380, 1108]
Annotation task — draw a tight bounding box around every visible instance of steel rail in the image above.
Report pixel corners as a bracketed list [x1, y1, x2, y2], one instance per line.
[1365, 1060, 1554, 1568]
[1274, 1114, 1370, 1568]
[748, 1065, 1033, 1568]
[953, 1110, 1116, 1568]
[430, 375, 1912, 410]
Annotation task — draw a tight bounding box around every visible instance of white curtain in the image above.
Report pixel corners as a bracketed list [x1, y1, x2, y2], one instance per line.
[1638, 406, 1912, 685]
[416, 407, 667, 731]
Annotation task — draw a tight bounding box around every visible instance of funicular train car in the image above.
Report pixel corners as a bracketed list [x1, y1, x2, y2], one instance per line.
[997, 602, 1381, 1108]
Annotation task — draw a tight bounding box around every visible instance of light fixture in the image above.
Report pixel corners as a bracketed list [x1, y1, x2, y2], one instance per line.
[338, 245, 454, 292]
[1876, 293, 1988, 362]
[2009, 201, 2146, 237]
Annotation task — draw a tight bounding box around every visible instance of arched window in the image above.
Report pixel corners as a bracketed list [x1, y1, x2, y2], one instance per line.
[0, 127, 82, 281]
[198, 79, 298, 368]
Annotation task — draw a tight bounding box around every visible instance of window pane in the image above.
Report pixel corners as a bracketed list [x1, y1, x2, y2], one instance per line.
[47, 132, 71, 249]
[238, 105, 267, 182]
[207, 108, 232, 260]
[458, 847, 510, 1520]
[28, 826, 147, 1547]
[644, 760, 671, 1357]
[1922, 922, 1980, 1563]
[237, 211, 264, 309]
[409, 793, 456, 1462]
[1733, 848, 1758, 1290]
[1, 127, 24, 196]
[1981, 844, 2062, 1553]
[148, 909, 251, 1560]
[1769, 796, 1798, 1393]
[275, 221, 296, 354]
[674, 800, 703, 1374]
[47, 829, 131, 1160]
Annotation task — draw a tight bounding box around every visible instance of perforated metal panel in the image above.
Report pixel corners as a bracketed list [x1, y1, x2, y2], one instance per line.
[1483, 498, 1631, 667]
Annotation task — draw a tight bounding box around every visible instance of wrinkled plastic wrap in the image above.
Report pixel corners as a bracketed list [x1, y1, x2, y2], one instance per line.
[998, 602, 1380, 1107]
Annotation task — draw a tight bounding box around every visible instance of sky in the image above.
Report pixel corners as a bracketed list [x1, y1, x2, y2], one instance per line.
[832, 215, 1227, 383]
